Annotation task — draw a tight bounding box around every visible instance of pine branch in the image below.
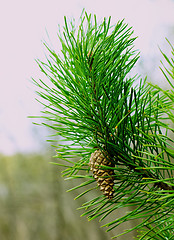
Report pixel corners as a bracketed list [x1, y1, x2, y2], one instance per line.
[33, 11, 174, 239]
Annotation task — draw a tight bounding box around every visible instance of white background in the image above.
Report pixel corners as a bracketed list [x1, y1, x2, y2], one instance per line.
[0, 0, 174, 155]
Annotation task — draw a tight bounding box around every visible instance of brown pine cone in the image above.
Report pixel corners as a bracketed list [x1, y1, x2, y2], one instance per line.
[89, 149, 115, 199]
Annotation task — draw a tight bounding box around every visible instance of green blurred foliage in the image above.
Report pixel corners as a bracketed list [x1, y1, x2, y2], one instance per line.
[0, 154, 116, 240]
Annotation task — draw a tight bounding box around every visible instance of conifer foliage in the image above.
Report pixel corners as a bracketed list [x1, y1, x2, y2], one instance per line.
[33, 11, 174, 239]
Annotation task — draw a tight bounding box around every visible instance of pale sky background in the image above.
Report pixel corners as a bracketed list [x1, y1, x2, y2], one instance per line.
[0, 0, 174, 155]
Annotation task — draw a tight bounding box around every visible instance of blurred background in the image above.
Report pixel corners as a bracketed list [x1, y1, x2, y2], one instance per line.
[0, 0, 174, 239]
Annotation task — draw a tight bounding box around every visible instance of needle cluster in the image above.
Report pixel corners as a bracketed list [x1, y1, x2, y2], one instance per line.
[33, 11, 174, 239]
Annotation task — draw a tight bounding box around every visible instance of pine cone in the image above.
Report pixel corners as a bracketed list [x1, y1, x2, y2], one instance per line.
[89, 149, 115, 199]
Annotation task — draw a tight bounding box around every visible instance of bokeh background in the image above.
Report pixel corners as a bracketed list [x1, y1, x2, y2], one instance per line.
[0, 0, 174, 239]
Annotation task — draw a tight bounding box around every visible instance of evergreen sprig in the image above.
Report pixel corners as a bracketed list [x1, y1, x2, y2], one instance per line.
[134, 39, 174, 239]
[33, 11, 174, 239]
